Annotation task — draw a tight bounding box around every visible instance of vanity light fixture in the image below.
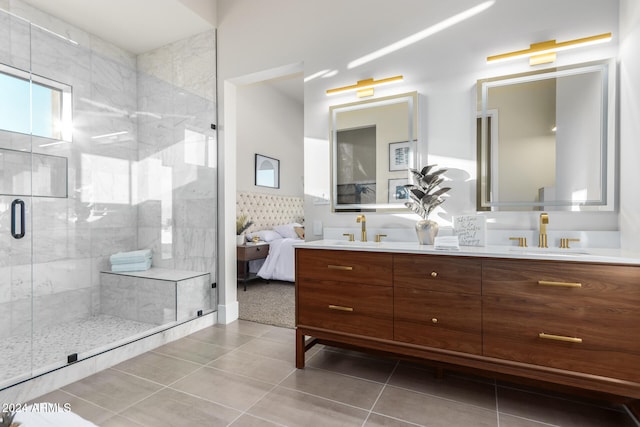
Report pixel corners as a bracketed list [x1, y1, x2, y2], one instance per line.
[487, 32, 612, 66]
[326, 75, 404, 98]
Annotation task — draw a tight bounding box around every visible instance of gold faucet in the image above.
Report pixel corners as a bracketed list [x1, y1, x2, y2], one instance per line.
[539, 212, 549, 248]
[356, 214, 367, 242]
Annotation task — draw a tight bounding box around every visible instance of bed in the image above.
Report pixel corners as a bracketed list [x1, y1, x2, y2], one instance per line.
[236, 192, 304, 283]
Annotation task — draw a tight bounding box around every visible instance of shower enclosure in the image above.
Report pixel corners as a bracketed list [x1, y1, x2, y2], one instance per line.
[0, 3, 217, 391]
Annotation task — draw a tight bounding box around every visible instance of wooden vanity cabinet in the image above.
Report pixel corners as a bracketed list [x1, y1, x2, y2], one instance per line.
[296, 249, 393, 340]
[393, 254, 482, 354]
[483, 259, 640, 384]
[295, 247, 640, 398]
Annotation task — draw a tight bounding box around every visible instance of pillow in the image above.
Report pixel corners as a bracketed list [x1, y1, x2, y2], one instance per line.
[273, 222, 302, 239]
[245, 229, 282, 242]
[294, 226, 305, 239]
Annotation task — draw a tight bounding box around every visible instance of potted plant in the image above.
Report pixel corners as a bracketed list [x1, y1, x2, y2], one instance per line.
[236, 214, 254, 245]
[404, 165, 451, 244]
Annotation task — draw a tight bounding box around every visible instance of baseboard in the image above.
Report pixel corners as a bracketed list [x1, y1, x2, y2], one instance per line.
[218, 300, 239, 324]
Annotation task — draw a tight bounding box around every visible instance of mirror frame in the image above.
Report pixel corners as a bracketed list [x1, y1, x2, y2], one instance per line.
[330, 91, 418, 213]
[477, 59, 616, 211]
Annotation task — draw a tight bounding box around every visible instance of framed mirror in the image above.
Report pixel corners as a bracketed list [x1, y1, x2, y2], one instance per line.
[330, 91, 418, 212]
[477, 59, 615, 211]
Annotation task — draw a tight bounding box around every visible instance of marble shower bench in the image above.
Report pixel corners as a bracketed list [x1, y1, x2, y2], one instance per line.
[100, 268, 212, 325]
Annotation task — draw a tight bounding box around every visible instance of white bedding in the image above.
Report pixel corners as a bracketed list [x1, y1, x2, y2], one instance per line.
[256, 237, 299, 282]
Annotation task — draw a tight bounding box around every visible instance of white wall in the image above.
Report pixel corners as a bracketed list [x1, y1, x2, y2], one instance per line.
[236, 77, 304, 196]
[619, 0, 640, 252]
[216, 0, 625, 317]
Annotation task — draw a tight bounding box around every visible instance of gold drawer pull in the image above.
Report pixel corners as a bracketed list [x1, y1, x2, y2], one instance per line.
[538, 332, 582, 343]
[328, 265, 353, 271]
[328, 304, 353, 312]
[431, 318, 438, 324]
[430, 271, 438, 278]
[537, 280, 582, 288]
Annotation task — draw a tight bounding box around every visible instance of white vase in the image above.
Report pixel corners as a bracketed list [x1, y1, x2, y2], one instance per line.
[236, 234, 245, 246]
[415, 219, 439, 245]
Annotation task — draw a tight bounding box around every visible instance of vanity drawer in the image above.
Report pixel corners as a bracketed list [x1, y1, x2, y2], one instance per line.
[296, 249, 392, 286]
[395, 287, 481, 354]
[482, 260, 640, 307]
[297, 279, 393, 339]
[394, 254, 481, 294]
[483, 294, 640, 382]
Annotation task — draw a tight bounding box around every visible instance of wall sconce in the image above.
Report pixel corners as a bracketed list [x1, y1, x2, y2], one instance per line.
[326, 75, 404, 98]
[487, 32, 612, 66]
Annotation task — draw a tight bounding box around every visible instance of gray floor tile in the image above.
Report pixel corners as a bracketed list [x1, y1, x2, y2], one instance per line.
[259, 325, 296, 344]
[373, 385, 499, 427]
[112, 351, 201, 385]
[61, 369, 163, 412]
[498, 413, 555, 427]
[307, 348, 396, 383]
[388, 364, 497, 410]
[188, 325, 256, 348]
[497, 386, 636, 427]
[99, 414, 147, 426]
[280, 366, 384, 410]
[237, 336, 296, 363]
[28, 320, 640, 427]
[118, 387, 241, 426]
[208, 348, 295, 384]
[152, 336, 233, 365]
[247, 386, 369, 426]
[229, 414, 284, 426]
[170, 366, 273, 411]
[215, 319, 281, 337]
[364, 412, 424, 427]
[29, 389, 117, 425]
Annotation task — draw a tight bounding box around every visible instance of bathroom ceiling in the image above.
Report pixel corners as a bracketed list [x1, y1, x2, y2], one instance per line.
[20, 0, 214, 54]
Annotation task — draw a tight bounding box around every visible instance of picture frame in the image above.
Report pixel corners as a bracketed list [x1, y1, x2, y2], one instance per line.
[388, 178, 409, 203]
[255, 154, 280, 188]
[389, 141, 410, 171]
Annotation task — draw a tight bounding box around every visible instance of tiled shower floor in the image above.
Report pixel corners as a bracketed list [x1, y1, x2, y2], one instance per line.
[1, 314, 157, 388]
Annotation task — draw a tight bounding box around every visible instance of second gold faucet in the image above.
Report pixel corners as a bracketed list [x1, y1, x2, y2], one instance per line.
[539, 212, 549, 248]
[356, 214, 367, 242]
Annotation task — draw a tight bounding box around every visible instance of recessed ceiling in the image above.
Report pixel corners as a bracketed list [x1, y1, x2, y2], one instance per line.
[20, 0, 214, 54]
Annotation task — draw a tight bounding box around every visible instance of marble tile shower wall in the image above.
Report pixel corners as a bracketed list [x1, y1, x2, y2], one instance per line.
[136, 31, 217, 280]
[0, 2, 139, 339]
[0, 0, 217, 341]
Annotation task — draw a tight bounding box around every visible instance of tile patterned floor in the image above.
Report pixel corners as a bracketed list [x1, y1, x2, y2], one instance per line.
[1, 314, 157, 388]
[31, 320, 639, 427]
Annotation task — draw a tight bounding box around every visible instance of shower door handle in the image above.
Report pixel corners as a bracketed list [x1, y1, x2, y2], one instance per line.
[11, 199, 25, 239]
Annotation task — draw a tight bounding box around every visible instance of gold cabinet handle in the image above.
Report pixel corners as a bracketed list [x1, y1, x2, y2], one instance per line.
[538, 332, 582, 343]
[328, 304, 353, 312]
[537, 280, 582, 288]
[431, 318, 438, 324]
[430, 271, 438, 278]
[328, 264, 353, 271]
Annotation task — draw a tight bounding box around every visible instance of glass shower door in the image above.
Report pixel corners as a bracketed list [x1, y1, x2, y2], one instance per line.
[0, 9, 34, 389]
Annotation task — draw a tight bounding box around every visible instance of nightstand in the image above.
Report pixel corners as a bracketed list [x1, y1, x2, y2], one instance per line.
[237, 243, 269, 291]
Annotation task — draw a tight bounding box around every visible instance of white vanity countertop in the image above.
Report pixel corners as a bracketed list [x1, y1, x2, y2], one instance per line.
[293, 240, 640, 266]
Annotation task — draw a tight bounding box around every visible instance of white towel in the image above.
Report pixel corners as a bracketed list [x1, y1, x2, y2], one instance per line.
[110, 249, 152, 265]
[111, 258, 152, 272]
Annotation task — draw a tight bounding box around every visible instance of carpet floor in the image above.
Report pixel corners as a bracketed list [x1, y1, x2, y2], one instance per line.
[237, 279, 295, 328]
